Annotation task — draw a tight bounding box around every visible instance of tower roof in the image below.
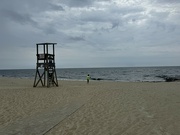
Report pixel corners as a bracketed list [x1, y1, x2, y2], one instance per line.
[36, 43, 57, 45]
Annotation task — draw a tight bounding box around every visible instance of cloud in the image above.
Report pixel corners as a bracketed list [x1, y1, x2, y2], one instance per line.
[153, 0, 180, 4]
[59, 0, 93, 7]
[69, 36, 85, 42]
[0, 9, 37, 25]
[48, 3, 64, 11]
[0, 0, 180, 69]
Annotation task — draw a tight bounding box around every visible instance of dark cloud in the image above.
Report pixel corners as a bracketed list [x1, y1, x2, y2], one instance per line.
[0, 9, 37, 25]
[0, 0, 64, 14]
[59, 0, 113, 7]
[49, 4, 64, 11]
[59, 0, 94, 7]
[111, 21, 120, 29]
[153, 0, 180, 4]
[69, 36, 85, 41]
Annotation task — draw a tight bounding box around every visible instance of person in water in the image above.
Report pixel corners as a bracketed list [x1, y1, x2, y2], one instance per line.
[87, 74, 90, 84]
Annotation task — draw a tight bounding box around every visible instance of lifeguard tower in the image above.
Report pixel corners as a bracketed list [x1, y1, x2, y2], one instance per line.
[33, 43, 58, 87]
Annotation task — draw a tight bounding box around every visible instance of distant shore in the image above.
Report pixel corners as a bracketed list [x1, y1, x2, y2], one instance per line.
[0, 77, 180, 135]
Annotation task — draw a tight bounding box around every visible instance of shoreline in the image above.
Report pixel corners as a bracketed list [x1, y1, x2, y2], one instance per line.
[0, 76, 167, 83]
[1, 66, 180, 82]
[1, 76, 180, 83]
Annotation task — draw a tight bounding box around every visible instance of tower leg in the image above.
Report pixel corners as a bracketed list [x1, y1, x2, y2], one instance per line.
[33, 69, 45, 87]
[54, 69, 58, 86]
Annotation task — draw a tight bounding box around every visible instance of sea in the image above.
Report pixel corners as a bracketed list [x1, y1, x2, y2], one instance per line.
[0, 66, 180, 82]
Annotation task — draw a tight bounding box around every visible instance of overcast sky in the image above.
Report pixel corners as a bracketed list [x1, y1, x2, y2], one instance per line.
[0, 0, 180, 69]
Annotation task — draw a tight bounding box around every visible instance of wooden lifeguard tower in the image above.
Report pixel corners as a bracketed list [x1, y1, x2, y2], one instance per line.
[33, 43, 58, 87]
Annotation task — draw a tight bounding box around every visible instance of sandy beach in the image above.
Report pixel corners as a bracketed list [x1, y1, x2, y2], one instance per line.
[0, 77, 180, 135]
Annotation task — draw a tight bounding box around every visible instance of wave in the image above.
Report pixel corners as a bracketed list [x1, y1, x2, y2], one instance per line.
[156, 75, 180, 82]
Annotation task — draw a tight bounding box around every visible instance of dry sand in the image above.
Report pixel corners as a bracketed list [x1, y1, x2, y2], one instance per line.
[0, 77, 180, 135]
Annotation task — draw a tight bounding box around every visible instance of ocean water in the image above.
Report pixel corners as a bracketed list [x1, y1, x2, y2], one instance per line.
[0, 66, 180, 82]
